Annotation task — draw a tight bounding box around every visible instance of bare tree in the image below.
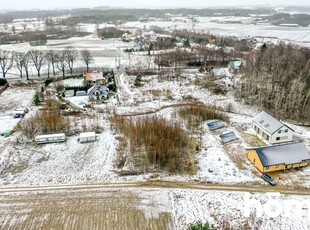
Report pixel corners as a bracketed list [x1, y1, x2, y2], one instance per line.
[46, 50, 57, 76]
[21, 22, 27, 31]
[23, 52, 31, 80]
[11, 25, 16, 34]
[13, 52, 26, 78]
[28, 49, 45, 77]
[56, 50, 68, 77]
[80, 49, 93, 72]
[0, 50, 13, 78]
[66, 48, 78, 75]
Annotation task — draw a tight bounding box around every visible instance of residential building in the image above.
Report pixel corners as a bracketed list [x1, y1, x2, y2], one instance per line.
[87, 84, 109, 100]
[252, 111, 294, 144]
[247, 142, 310, 173]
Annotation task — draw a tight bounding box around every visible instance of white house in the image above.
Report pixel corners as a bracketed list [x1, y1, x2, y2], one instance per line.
[252, 111, 294, 144]
[87, 84, 109, 100]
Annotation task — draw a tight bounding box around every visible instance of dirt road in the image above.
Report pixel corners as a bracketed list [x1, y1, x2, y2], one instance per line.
[0, 181, 309, 196]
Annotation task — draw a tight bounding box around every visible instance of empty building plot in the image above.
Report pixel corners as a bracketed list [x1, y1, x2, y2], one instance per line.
[220, 131, 238, 144]
[207, 120, 225, 131]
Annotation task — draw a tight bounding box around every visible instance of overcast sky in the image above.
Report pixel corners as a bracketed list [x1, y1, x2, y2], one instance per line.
[0, 0, 309, 10]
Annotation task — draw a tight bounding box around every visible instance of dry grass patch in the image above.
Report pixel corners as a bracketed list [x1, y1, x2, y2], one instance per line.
[111, 116, 196, 174]
[178, 106, 229, 129]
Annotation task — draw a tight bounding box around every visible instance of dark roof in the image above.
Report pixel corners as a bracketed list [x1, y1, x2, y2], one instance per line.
[255, 142, 310, 167]
[207, 120, 225, 131]
[220, 131, 238, 144]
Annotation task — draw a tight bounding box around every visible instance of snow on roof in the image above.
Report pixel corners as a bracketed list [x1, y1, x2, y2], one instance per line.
[207, 120, 225, 131]
[212, 67, 228, 77]
[35, 133, 66, 139]
[252, 111, 291, 134]
[86, 72, 105, 82]
[255, 142, 310, 166]
[229, 60, 242, 70]
[220, 131, 238, 144]
[79, 132, 96, 138]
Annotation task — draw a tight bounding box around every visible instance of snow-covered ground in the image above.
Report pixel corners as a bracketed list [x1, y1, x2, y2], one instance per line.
[0, 115, 21, 135]
[124, 17, 310, 47]
[64, 96, 90, 109]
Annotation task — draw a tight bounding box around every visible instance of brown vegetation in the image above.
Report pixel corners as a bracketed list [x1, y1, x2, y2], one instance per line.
[20, 103, 70, 138]
[238, 43, 310, 124]
[178, 106, 229, 129]
[111, 116, 196, 174]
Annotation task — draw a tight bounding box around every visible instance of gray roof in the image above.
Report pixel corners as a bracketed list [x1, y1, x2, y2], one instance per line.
[87, 85, 109, 95]
[256, 142, 310, 167]
[252, 111, 291, 134]
[220, 131, 238, 144]
[207, 120, 225, 131]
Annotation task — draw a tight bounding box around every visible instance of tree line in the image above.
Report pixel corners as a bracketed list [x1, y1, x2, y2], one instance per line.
[238, 43, 310, 124]
[0, 48, 94, 79]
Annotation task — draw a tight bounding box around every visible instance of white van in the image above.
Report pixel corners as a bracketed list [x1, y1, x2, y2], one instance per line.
[35, 133, 66, 144]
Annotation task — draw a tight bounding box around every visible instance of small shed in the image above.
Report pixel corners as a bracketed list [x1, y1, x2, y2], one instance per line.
[79, 132, 96, 143]
[65, 90, 75, 97]
[76, 91, 87, 96]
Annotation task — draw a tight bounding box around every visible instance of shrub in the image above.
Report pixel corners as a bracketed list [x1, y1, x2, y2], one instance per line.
[0, 78, 7, 86]
[21, 109, 70, 138]
[189, 222, 214, 230]
[178, 106, 229, 129]
[34, 92, 41, 106]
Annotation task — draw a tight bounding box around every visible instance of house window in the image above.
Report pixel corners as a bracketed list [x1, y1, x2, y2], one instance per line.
[278, 130, 281, 134]
[302, 160, 308, 163]
[275, 164, 279, 168]
[259, 120, 264, 124]
[265, 166, 270, 170]
[285, 129, 288, 133]
[276, 137, 280, 141]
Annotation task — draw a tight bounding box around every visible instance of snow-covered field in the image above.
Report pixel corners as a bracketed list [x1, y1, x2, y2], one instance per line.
[124, 17, 310, 47]
[1, 187, 310, 230]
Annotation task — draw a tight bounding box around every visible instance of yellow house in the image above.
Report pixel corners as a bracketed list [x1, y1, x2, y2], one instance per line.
[247, 142, 310, 173]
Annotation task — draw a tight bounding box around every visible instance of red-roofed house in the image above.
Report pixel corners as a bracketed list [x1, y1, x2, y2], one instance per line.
[85, 71, 106, 85]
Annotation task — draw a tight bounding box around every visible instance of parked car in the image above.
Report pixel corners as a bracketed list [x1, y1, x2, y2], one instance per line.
[262, 173, 276, 186]
[13, 114, 22, 118]
[15, 108, 28, 113]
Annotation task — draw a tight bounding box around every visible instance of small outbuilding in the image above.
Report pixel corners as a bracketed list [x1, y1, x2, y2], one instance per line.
[79, 132, 97, 143]
[247, 142, 310, 173]
[252, 111, 294, 144]
[35, 133, 66, 144]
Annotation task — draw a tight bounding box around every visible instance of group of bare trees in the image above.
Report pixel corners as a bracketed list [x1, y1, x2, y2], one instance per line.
[238, 42, 310, 124]
[0, 48, 93, 79]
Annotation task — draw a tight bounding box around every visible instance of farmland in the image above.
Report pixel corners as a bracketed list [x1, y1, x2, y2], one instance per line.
[0, 8, 310, 229]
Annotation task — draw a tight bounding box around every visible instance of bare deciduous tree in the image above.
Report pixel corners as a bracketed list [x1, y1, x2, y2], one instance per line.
[28, 49, 45, 77]
[80, 49, 93, 72]
[66, 48, 78, 75]
[21, 22, 27, 31]
[23, 52, 31, 80]
[13, 52, 26, 78]
[0, 50, 13, 78]
[46, 50, 57, 76]
[56, 50, 68, 77]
